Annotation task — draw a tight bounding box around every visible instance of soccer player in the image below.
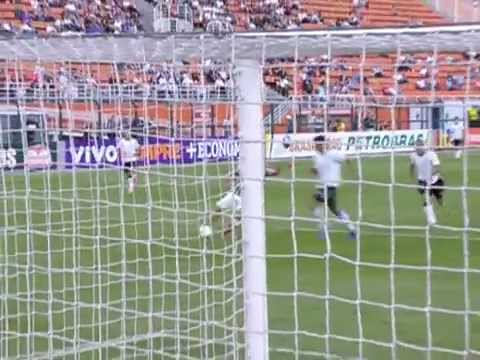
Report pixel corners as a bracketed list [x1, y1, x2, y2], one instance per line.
[448, 118, 464, 159]
[409, 138, 444, 225]
[211, 167, 277, 234]
[212, 170, 242, 234]
[118, 131, 140, 193]
[312, 135, 356, 240]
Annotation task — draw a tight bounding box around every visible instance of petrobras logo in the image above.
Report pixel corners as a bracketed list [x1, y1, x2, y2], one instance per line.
[269, 130, 430, 159]
[343, 131, 426, 151]
[69, 144, 118, 164]
[185, 139, 239, 160]
[0, 148, 16, 168]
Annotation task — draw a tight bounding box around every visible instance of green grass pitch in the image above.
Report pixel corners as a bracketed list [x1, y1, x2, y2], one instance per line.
[1, 151, 480, 359]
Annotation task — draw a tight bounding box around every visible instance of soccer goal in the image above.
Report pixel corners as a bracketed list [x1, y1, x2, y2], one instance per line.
[1, 25, 480, 360]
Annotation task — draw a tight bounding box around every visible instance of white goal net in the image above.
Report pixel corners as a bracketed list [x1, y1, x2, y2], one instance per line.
[1, 25, 480, 360]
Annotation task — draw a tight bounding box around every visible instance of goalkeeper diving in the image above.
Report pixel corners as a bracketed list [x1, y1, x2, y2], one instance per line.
[209, 166, 279, 235]
[311, 135, 357, 241]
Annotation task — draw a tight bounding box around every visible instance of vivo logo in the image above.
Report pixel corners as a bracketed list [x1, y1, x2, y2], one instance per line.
[70, 145, 118, 164]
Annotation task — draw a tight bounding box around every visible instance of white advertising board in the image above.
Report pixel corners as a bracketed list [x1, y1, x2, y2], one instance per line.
[269, 130, 429, 158]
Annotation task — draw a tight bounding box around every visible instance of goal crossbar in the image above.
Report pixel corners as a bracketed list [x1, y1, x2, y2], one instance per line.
[2, 24, 480, 62]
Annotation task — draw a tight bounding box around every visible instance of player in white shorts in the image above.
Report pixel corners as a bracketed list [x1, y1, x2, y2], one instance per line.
[118, 132, 140, 193]
[312, 135, 357, 241]
[447, 118, 464, 159]
[210, 167, 279, 234]
[212, 170, 242, 234]
[410, 138, 444, 225]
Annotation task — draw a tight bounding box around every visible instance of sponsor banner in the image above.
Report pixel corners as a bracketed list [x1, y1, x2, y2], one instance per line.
[0, 145, 53, 170]
[467, 128, 480, 145]
[0, 148, 17, 169]
[25, 145, 52, 169]
[65, 136, 240, 168]
[270, 130, 429, 158]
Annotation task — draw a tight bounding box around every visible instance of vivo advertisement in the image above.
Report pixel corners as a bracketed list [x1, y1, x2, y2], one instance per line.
[64, 136, 240, 168]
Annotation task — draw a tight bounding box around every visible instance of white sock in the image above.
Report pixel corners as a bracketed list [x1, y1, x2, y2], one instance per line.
[455, 150, 461, 159]
[337, 210, 355, 232]
[424, 204, 437, 225]
[128, 178, 134, 192]
[314, 206, 325, 220]
[314, 206, 326, 228]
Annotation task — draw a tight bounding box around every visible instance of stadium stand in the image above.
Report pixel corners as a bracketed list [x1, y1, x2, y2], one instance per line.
[0, 0, 478, 132]
[0, 0, 143, 34]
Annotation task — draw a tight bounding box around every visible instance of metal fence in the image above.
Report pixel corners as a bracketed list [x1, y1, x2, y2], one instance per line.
[0, 83, 234, 103]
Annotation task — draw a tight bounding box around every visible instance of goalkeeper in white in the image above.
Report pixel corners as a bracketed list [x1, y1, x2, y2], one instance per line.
[211, 170, 242, 234]
[118, 132, 140, 193]
[312, 135, 357, 241]
[410, 138, 444, 225]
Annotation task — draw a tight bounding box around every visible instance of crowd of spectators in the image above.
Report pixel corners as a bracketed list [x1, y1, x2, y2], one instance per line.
[0, 0, 370, 35]
[0, 0, 474, 103]
[144, 0, 367, 33]
[1, 58, 234, 102]
[1, 0, 143, 35]
[262, 52, 474, 103]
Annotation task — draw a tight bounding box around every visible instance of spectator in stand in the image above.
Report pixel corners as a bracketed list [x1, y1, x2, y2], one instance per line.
[278, 76, 290, 97]
[373, 66, 384, 78]
[317, 80, 327, 102]
[347, 11, 359, 26]
[395, 73, 408, 84]
[416, 79, 436, 90]
[398, 55, 415, 71]
[383, 86, 399, 96]
[0, 23, 15, 34]
[446, 75, 465, 91]
[363, 112, 377, 130]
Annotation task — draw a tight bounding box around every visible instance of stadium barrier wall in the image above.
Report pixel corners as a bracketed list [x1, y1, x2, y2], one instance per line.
[5, 128, 475, 171]
[467, 128, 480, 145]
[62, 135, 239, 169]
[2, 135, 239, 171]
[0, 141, 57, 170]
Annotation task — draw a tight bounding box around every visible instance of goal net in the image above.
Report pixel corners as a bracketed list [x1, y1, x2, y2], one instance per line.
[1, 26, 480, 360]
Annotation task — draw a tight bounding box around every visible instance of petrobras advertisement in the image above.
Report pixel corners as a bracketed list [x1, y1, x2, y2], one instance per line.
[64, 136, 240, 168]
[269, 130, 429, 159]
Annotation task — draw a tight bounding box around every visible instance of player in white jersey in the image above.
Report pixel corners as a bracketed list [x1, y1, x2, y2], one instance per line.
[409, 138, 444, 225]
[211, 167, 278, 234]
[212, 169, 242, 234]
[118, 132, 140, 193]
[312, 135, 357, 241]
[447, 118, 464, 159]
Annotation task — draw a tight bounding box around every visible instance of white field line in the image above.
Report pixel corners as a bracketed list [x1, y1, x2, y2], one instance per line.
[275, 225, 480, 241]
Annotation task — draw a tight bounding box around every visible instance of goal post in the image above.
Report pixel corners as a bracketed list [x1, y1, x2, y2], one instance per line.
[237, 59, 269, 360]
[1, 24, 480, 360]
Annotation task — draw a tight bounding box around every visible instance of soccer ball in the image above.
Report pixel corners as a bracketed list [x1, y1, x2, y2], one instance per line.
[199, 224, 213, 238]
